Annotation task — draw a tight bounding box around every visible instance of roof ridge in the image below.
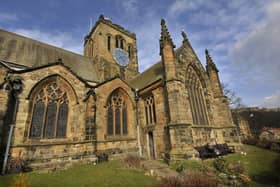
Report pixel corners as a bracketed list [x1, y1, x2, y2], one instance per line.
[0, 29, 88, 60]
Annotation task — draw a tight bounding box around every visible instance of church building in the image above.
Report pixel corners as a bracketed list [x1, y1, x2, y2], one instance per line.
[0, 15, 240, 171]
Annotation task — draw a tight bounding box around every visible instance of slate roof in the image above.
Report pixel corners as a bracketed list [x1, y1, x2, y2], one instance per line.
[0, 29, 100, 82]
[129, 61, 163, 90]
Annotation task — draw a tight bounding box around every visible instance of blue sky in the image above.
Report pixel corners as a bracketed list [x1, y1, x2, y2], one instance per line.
[1, 0, 280, 108]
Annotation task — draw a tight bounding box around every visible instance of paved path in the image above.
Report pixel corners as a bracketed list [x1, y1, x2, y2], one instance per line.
[141, 160, 179, 179]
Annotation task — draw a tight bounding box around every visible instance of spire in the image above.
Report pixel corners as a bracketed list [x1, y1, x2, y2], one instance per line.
[160, 19, 175, 54]
[205, 49, 218, 73]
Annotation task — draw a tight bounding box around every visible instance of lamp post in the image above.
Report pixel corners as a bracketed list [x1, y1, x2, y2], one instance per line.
[249, 113, 256, 138]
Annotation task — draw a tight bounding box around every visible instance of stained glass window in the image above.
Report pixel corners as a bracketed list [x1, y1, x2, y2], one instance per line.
[57, 98, 68, 138]
[107, 106, 113, 135]
[107, 89, 129, 136]
[44, 101, 57, 138]
[115, 107, 121, 135]
[29, 79, 69, 138]
[122, 105, 127, 135]
[186, 66, 208, 125]
[30, 100, 44, 137]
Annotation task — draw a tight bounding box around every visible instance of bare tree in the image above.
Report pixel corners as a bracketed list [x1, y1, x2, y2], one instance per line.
[222, 83, 245, 108]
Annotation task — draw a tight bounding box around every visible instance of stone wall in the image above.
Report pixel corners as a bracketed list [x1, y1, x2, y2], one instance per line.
[138, 85, 168, 159]
[94, 78, 138, 154]
[0, 66, 8, 152]
[4, 66, 139, 171]
[5, 65, 91, 170]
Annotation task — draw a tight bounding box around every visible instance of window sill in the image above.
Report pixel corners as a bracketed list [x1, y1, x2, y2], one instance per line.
[14, 139, 95, 147]
[104, 135, 132, 141]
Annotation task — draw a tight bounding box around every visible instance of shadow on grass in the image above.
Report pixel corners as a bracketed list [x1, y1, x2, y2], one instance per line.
[252, 171, 280, 186]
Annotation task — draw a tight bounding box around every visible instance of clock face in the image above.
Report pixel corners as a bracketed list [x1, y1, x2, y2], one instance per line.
[112, 48, 129, 66]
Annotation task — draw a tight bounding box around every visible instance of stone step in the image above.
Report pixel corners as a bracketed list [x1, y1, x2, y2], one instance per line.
[27, 155, 97, 172]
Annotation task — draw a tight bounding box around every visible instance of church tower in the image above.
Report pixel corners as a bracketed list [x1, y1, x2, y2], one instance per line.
[84, 15, 139, 81]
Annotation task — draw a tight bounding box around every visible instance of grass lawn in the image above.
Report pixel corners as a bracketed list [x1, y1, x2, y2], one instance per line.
[0, 145, 279, 187]
[171, 145, 280, 187]
[0, 160, 157, 187]
[225, 145, 280, 187]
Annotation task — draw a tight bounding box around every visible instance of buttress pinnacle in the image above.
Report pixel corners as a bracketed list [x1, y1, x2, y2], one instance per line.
[160, 19, 175, 52]
[205, 49, 219, 72]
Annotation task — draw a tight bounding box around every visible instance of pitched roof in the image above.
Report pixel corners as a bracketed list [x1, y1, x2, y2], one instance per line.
[129, 61, 163, 90]
[0, 29, 100, 82]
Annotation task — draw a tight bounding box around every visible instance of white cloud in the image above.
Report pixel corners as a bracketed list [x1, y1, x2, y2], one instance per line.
[261, 90, 280, 108]
[229, 1, 280, 85]
[168, 0, 205, 17]
[120, 0, 138, 15]
[12, 28, 83, 54]
[0, 13, 18, 22]
[223, 1, 280, 107]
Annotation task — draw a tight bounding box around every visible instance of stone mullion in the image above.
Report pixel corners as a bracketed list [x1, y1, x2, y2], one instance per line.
[54, 100, 59, 138]
[41, 89, 48, 138]
[197, 87, 204, 125]
[191, 85, 199, 125]
[194, 84, 201, 125]
[196, 87, 204, 125]
[187, 85, 196, 125]
[198, 88, 208, 125]
[189, 86, 195, 124]
[120, 103, 123, 136]
[202, 89, 209, 125]
[113, 104, 116, 136]
[197, 88, 205, 125]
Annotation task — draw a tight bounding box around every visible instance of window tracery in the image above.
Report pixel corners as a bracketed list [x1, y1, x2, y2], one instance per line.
[186, 66, 208, 125]
[144, 95, 156, 125]
[29, 81, 69, 138]
[107, 89, 128, 136]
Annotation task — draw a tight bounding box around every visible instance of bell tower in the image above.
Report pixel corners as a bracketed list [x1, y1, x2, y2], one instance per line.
[84, 15, 139, 81]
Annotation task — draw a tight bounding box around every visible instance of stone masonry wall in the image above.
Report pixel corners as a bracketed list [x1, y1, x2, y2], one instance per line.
[94, 78, 138, 154]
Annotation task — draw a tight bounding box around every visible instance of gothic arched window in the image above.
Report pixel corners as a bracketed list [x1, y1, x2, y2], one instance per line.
[29, 81, 69, 138]
[107, 89, 128, 136]
[186, 66, 208, 126]
[144, 95, 156, 125]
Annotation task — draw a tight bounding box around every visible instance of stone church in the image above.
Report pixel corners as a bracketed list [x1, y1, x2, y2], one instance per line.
[0, 15, 240, 171]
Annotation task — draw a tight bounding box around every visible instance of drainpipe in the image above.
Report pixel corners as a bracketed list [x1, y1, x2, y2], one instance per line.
[1, 75, 22, 175]
[2, 96, 18, 175]
[135, 89, 142, 156]
[1, 124, 15, 175]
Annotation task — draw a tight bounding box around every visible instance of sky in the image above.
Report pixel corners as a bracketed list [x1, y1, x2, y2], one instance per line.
[0, 0, 280, 108]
